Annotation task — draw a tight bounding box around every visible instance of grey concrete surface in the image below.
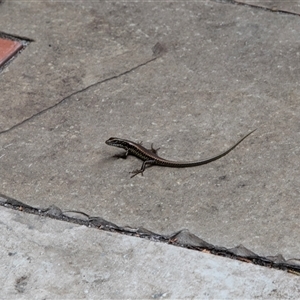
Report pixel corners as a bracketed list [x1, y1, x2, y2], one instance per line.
[1, 208, 299, 299]
[1, 0, 300, 297]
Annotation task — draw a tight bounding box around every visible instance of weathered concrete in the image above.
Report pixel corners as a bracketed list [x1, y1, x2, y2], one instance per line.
[0, 0, 300, 297]
[1, 208, 299, 299]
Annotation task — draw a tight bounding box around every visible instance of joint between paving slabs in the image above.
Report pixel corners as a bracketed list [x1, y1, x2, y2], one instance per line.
[0, 193, 299, 276]
[0, 55, 159, 135]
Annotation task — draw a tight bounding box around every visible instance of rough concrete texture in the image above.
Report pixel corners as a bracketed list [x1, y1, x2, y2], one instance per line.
[1, 208, 299, 299]
[1, 0, 300, 297]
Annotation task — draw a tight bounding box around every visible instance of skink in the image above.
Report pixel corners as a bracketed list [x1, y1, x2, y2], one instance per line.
[105, 129, 256, 178]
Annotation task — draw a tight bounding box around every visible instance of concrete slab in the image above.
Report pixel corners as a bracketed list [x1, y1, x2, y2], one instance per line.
[0, 0, 300, 297]
[1, 207, 299, 299]
[0, 1, 157, 130]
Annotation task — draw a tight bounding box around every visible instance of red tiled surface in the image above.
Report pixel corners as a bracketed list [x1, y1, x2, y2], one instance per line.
[0, 38, 23, 66]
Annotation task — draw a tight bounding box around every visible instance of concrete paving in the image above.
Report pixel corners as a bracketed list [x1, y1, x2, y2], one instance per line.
[1, 207, 299, 299]
[1, 0, 300, 298]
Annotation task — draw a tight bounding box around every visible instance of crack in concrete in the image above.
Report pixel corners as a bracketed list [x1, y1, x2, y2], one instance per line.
[0, 192, 299, 276]
[223, 0, 300, 16]
[0, 55, 158, 135]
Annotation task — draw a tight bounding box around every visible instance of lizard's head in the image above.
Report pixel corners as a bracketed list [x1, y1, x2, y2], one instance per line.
[105, 137, 130, 149]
